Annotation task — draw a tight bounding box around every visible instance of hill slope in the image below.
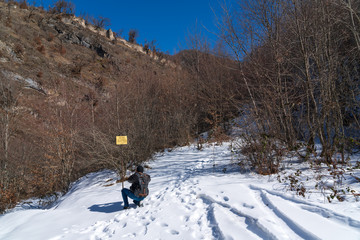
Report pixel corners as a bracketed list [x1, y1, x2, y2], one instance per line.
[0, 1, 203, 211]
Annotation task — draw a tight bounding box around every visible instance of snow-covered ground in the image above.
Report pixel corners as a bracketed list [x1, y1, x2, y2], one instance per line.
[0, 142, 360, 240]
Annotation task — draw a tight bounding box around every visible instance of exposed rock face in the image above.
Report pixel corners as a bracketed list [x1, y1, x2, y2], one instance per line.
[106, 29, 115, 41]
[58, 15, 172, 63]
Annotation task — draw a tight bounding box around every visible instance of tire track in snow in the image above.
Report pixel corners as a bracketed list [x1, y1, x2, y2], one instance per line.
[198, 194, 278, 240]
[250, 185, 360, 240]
[299, 205, 360, 228]
[250, 185, 360, 229]
[201, 200, 226, 240]
[258, 191, 321, 240]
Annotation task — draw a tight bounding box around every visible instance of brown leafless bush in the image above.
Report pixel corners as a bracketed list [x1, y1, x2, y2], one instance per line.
[0, 78, 24, 212]
[59, 44, 66, 55]
[14, 43, 24, 56]
[91, 16, 111, 30]
[19, 0, 28, 9]
[36, 71, 43, 78]
[49, 0, 75, 15]
[34, 36, 41, 45]
[128, 29, 138, 43]
[37, 44, 45, 54]
[47, 33, 55, 42]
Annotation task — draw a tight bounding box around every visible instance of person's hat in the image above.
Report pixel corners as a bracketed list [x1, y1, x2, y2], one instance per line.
[136, 165, 144, 173]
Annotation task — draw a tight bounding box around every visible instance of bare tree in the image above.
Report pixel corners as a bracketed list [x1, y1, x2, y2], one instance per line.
[217, 0, 360, 170]
[128, 29, 138, 43]
[50, 0, 75, 14]
[91, 16, 111, 30]
[0, 78, 20, 186]
[0, 76, 24, 212]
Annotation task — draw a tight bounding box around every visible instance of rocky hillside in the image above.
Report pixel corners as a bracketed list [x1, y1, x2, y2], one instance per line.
[0, 1, 188, 211]
[0, 1, 240, 213]
[0, 1, 176, 96]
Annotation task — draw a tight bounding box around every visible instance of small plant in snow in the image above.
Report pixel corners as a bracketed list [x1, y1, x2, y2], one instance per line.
[280, 170, 306, 197]
[314, 158, 360, 203]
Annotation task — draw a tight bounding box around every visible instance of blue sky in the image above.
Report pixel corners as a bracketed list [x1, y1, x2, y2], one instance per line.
[39, 0, 227, 54]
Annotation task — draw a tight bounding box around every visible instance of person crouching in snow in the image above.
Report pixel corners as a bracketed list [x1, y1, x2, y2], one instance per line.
[122, 165, 151, 209]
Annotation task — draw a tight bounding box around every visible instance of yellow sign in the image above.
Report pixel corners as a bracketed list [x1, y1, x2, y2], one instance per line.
[116, 136, 128, 145]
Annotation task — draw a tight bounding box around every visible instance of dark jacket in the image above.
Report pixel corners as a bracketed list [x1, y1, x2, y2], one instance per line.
[128, 172, 151, 197]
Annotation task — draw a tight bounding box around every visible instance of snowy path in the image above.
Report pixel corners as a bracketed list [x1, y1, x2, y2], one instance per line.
[0, 143, 360, 239]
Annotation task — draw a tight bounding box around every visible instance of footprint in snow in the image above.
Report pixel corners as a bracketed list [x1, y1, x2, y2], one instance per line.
[122, 233, 136, 238]
[223, 196, 229, 202]
[181, 215, 190, 222]
[243, 203, 255, 209]
[171, 230, 180, 235]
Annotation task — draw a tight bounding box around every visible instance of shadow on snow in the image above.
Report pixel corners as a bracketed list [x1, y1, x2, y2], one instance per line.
[88, 201, 123, 213]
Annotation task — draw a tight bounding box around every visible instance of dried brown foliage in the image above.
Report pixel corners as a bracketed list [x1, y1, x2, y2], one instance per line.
[37, 44, 45, 54]
[128, 29, 138, 43]
[59, 44, 66, 55]
[14, 43, 23, 55]
[34, 36, 41, 45]
[47, 33, 55, 42]
[91, 16, 111, 29]
[49, 0, 75, 15]
[19, 0, 28, 9]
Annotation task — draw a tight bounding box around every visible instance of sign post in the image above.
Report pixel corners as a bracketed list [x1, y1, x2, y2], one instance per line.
[116, 136, 128, 189]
